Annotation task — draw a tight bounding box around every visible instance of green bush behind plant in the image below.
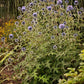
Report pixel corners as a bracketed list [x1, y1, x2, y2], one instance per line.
[59, 49, 84, 84]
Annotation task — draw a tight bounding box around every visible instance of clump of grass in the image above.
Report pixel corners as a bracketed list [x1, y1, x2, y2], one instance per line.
[0, 0, 84, 84]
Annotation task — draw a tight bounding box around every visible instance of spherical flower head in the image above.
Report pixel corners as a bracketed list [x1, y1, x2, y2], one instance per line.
[78, 11, 82, 15]
[40, 0, 44, 1]
[15, 21, 19, 25]
[22, 6, 26, 12]
[62, 32, 66, 36]
[15, 39, 19, 42]
[22, 21, 25, 25]
[60, 12, 64, 16]
[53, 25, 57, 29]
[33, 12, 37, 17]
[67, 5, 73, 11]
[21, 47, 26, 51]
[74, 0, 78, 5]
[47, 6, 52, 11]
[57, 0, 62, 5]
[53, 45, 57, 49]
[65, 0, 69, 3]
[9, 34, 14, 39]
[28, 26, 32, 31]
[18, 7, 22, 11]
[63, 21, 66, 25]
[59, 24, 65, 29]
[38, 32, 42, 35]
[51, 36, 55, 39]
[29, 2, 33, 7]
[73, 33, 78, 37]
[1, 37, 5, 42]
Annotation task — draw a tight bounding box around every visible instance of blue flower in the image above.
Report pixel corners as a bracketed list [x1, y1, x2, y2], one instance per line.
[62, 32, 66, 36]
[67, 5, 73, 11]
[63, 21, 66, 25]
[60, 12, 64, 16]
[9, 34, 14, 39]
[66, 26, 69, 28]
[33, 12, 37, 17]
[15, 39, 19, 42]
[53, 45, 57, 49]
[28, 26, 32, 31]
[78, 11, 82, 15]
[51, 36, 55, 39]
[22, 6, 26, 12]
[65, 0, 69, 3]
[47, 6, 52, 11]
[18, 7, 22, 11]
[57, 0, 62, 5]
[23, 31, 26, 35]
[38, 32, 42, 35]
[53, 26, 57, 29]
[59, 24, 65, 29]
[1, 37, 5, 42]
[29, 2, 33, 7]
[73, 33, 78, 37]
[15, 21, 19, 25]
[74, 0, 79, 5]
[21, 47, 26, 51]
[22, 21, 25, 25]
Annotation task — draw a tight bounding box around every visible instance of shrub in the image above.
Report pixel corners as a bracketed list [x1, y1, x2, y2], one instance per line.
[0, 0, 84, 84]
[59, 49, 84, 84]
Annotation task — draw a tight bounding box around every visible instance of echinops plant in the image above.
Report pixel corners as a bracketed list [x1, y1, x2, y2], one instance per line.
[0, 0, 84, 84]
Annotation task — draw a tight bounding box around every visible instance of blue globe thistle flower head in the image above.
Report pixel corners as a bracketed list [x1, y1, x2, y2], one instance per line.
[42, 8, 45, 11]
[1, 37, 5, 42]
[18, 7, 22, 11]
[34, 1, 37, 3]
[22, 21, 25, 25]
[9, 34, 14, 39]
[62, 32, 66, 36]
[74, 0, 79, 5]
[78, 11, 82, 15]
[21, 47, 26, 51]
[29, 2, 33, 7]
[59, 24, 65, 29]
[42, 12, 45, 15]
[67, 5, 73, 11]
[57, 0, 62, 5]
[73, 33, 78, 37]
[60, 12, 64, 16]
[53, 45, 57, 49]
[38, 32, 42, 35]
[60, 5, 64, 8]
[8, 58, 12, 62]
[17, 15, 22, 20]
[39, 0, 44, 1]
[51, 36, 55, 39]
[28, 26, 32, 31]
[63, 21, 66, 25]
[54, 11, 58, 13]
[33, 12, 37, 17]
[15, 21, 19, 25]
[22, 6, 26, 12]
[53, 25, 57, 29]
[65, 0, 69, 3]
[66, 26, 69, 28]
[15, 39, 19, 42]
[47, 6, 52, 11]
[23, 31, 26, 35]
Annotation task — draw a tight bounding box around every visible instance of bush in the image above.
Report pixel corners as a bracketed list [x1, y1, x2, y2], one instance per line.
[59, 49, 84, 84]
[0, 0, 84, 84]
